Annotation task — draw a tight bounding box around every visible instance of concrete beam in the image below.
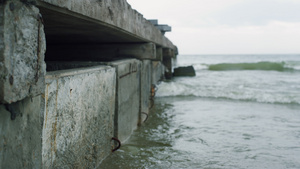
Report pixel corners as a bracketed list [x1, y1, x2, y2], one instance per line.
[156, 47, 163, 61]
[0, 0, 46, 104]
[35, 0, 176, 50]
[148, 20, 158, 25]
[46, 43, 158, 61]
[163, 48, 175, 58]
[148, 19, 172, 34]
[163, 48, 174, 79]
[155, 25, 172, 35]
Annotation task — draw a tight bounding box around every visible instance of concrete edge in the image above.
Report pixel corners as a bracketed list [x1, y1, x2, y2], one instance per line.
[45, 65, 113, 80]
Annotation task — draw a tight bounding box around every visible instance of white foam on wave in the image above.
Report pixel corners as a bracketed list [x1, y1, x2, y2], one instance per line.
[192, 64, 209, 71]
[156, 80, 300, 105]
[156, 82, 190, 97]
[163, 55, 300, 105]
[284, 61, 300, 70]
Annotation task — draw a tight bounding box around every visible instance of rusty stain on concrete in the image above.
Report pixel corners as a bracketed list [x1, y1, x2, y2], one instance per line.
[44, 83, 49, 128]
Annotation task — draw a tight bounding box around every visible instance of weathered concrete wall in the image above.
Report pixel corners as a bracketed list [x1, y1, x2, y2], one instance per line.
[140, 60, 152, 123]
[46, 60, 145, 139]
[0, 0, 46, 104]
[42, 66, 116, 168]
[0, 96, 43, 169]
[102, 59, 141, 143]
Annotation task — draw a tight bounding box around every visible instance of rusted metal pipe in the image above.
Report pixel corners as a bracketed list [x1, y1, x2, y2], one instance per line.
[141, 112, 149, 122]
[111, 137, 121, 152]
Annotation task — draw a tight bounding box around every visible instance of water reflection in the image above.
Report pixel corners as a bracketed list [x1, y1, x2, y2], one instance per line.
[99, 97, 300, 169]
[99, 103, 176, 169]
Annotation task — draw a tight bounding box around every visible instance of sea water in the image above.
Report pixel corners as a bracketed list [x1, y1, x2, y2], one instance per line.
[99, 54, 300, 169]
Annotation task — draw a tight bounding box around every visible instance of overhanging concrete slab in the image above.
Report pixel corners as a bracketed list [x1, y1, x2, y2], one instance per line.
[36, 0, 176, 49]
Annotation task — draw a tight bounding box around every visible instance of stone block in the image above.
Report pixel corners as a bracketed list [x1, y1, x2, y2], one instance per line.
[42, 66, 116, 168]
[152, 61, 164, 85]
[140, 60, 152, 124]
[103, 59, 141, 143]
[0, 96, 43, 168]
[44, 60, 142, 142]
[0, 0, 46, 104]
[173, 66, 196, 77]
[44, 60, 141, 143]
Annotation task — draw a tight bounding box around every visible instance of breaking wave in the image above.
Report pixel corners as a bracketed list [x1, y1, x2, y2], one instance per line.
[162, 57, 300, 105]
[191, 61, 300, 72]
[156, 81, 300, 105]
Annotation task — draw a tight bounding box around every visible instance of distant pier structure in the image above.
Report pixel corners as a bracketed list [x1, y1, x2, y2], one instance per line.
[0, 0, 177, 168]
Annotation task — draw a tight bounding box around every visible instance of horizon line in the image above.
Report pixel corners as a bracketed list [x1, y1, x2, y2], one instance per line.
[178, 53, 300, 56]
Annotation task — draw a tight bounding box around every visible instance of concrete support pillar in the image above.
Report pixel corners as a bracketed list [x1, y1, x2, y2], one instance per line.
[163, 48, 174, 79]
[0, 1, 46, 168]
[156, 47, 163, 61]
[140, 60, 152, 124]
[0, 96, 43, 168]
[152, 61, 164, 85]
[0, 0, 46, 104]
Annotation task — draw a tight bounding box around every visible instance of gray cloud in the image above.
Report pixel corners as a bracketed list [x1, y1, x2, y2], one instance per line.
[212, 0, 300, 26]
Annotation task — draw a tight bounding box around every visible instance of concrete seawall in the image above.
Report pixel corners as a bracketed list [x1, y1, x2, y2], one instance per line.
[0, 0, 177, 168]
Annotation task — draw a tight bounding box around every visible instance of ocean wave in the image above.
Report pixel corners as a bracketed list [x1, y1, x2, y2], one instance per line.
[209, 62, 290, 71]
[156, 81, 300, 105]
[191, 61, 300, 72]
[284, 61, 300, 70]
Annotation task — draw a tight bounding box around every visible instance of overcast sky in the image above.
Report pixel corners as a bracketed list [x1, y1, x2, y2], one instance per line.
[127, 0, 300, 55]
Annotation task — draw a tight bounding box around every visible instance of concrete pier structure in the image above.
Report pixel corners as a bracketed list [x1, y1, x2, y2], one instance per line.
[0, 0, 178, 168]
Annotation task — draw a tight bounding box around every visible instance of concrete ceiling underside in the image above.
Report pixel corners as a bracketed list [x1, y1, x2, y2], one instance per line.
[39, 7, 147, 45]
